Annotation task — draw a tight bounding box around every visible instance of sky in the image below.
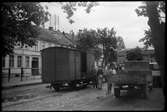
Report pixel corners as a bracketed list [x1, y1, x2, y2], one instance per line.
[40, 2, 150, 49]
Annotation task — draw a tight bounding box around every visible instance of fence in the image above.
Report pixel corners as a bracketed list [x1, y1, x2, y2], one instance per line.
[2, 68, 41, 82]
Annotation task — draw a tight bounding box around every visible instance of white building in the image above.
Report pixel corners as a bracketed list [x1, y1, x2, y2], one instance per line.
[2, 27, 75, 77]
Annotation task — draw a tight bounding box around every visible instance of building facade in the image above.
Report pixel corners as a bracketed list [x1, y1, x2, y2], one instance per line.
[2, 27, 75, 77]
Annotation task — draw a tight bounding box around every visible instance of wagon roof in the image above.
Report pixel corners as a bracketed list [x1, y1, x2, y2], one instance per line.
[41, 46, 95, 54]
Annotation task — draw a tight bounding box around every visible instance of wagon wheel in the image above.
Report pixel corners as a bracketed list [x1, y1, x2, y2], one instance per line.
[141, 84, 149, 98]
[71, 83, 78, 90]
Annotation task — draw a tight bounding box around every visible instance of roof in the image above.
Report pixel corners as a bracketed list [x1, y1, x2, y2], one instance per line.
[36, 28, 59, 44]
[36, 27, 76, 47]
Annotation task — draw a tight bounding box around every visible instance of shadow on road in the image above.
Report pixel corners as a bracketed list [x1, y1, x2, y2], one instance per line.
[49, 85, 89, 93]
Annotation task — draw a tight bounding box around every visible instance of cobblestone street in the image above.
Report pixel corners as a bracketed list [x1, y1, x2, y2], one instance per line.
[2, 83, 164, 111]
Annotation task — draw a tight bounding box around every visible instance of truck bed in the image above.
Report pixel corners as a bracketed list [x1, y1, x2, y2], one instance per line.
[109, 70, 152, 85]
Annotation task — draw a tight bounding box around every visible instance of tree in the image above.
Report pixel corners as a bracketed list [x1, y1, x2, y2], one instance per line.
[139, 29, 153, 49]
[60, 2, 99, 24]
[126, 47, 143, 61]
[76, 29, 98, 51]
[117, 36, 126, 50]
[136, 1, 165, 95]
[0, 2, 50, 56]
[0, 2, 98, 56]
[75, 29, 102, 62]
[75, 27, 121, 67]
[97, 28, 118, 66]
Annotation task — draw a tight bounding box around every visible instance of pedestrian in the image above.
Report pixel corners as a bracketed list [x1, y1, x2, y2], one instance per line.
[111, 67, 117, 95]
[104, 64, 113, 95]
[112, 67, 117, 75]
[121, 65, 125, 71]
[91, 69, 98, 88]
[97, 68, 103, 89]
[118, 64, 122, 71]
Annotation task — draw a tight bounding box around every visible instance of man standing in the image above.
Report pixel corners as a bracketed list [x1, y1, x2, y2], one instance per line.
[111, 66, 117, 95]
[104, 64, 113, 95]
[97, 68, 103, 89]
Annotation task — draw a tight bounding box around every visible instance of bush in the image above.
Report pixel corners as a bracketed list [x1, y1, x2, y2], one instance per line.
[126, 47, 143, 61]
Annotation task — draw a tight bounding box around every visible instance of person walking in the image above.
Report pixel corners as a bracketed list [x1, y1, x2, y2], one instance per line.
[111, 66, 117, 95]
[91, 68, 98, 88]
[104, 64, 113, 95]
[97, 68, 103, 89]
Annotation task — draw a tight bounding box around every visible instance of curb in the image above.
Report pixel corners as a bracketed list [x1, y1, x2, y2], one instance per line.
[2, 81, 42, 90]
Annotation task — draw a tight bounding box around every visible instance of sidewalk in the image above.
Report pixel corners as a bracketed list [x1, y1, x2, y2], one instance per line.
[2, 76, 42, 89]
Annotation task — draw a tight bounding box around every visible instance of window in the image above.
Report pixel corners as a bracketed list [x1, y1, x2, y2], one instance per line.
[2, 56, 5, 67]
[17, 56, 22, 67]
[25, 56, 30, 68]
[9, 55, 14, 67]
[35, 43, 39, 51]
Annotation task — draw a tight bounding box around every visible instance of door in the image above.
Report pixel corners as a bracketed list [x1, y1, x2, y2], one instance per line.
[81, 52, 87, 77]
[32, 57, 39, 75]
[75, 52, 81, 79]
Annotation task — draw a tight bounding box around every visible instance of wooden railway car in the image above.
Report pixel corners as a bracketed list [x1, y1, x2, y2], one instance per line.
[41, 47, 95, 91]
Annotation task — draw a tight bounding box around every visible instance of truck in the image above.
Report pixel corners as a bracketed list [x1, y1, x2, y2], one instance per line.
[41, 47, 96, 91]
[110, 61, 153, 98]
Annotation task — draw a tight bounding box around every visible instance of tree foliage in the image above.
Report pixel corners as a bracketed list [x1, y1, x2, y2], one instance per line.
[0, 2, 98, 56]
[136, 1, 165, 49]
[139, 29, 153, 49]
[75, 29, 101, 61]
[135, 1, 165, 67]
[60, 2, 99, 24]
[75, 27, 121, 65]
[135, 1, 165, 93]
[117, 36, 126, 50]
[97, 28, 118, 66]
[126, 47, 143, 61]
[76, 29, 98, 50]
[0, 2, 50, 56]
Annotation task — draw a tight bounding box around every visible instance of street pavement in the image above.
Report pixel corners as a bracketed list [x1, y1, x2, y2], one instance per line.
[2, 83, 165, 111]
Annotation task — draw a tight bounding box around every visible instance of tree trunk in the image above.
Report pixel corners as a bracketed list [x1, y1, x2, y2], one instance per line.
[146, 2, 165, 96]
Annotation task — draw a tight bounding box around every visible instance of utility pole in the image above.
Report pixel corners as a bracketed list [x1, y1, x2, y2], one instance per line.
[54, 14, 57, 30]
[58, 15, 59, 30]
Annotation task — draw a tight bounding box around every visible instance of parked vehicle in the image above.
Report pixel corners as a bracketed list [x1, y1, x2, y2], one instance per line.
[110, 61, 152, 98]
[149, 62, 161, 88]
[41, 47, 96, 91]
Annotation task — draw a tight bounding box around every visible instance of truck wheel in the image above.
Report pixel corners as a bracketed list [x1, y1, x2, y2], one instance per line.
[142, 85, 148, 98]
[114, 88, 120, 98]
[82, 84, 88, 88]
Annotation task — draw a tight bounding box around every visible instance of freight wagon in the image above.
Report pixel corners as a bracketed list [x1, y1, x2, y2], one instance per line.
[41, 47, 95, 91]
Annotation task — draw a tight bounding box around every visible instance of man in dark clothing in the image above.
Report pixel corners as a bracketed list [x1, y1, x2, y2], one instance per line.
[97, 68, 104, 89]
